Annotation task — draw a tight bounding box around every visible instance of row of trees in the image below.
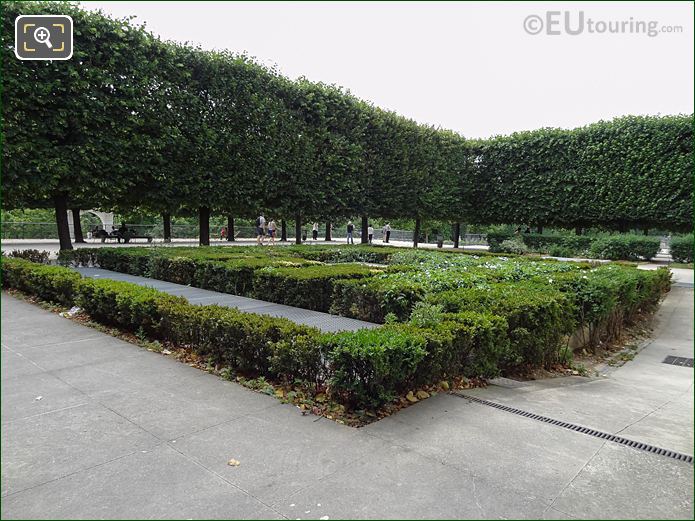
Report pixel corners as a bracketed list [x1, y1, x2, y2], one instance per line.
[3, 1, 692, 250]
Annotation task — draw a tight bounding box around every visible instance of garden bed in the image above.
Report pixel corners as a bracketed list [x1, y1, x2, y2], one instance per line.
[2, 244, 666, 412]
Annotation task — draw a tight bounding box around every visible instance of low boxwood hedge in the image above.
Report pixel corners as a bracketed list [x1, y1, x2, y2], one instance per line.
[670, 235, 693, 264]
[2, 258, 82, 306]
[429, 284, 575, 368]
[330, 276, 427, 323]
[589, 235, 660, 261]
[252, 263, 382, 312]
[324, 327, 428, 408]
[2, 258, 672, 411]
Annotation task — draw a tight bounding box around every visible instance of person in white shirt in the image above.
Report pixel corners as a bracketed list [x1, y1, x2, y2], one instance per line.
[312, 222, 319, 241]
[382, 223, 391, 243]
[256, 214, 266, 245]
[367, 224, 374, 244]
[267, 219, 277, 244]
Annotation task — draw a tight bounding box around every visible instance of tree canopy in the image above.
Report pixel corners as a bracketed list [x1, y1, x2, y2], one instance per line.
[2, 1, 692, 249]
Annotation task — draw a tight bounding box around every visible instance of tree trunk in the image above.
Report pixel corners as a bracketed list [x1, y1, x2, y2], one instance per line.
[536, 226, 543, 234]
[227, 215, 235, 241]
[453, 222, 460, 249]
[575, 226, 582, 235]
[163, 213, 172, 243]
[199, 206, 210, 246]
[71, 208, 85, 243]
[325, 221, 332, 241]
[54, 194, 73, 251]
[360, 214, 368, 244]
[281, 220, 287, 242]
[295, 213, 302, 245]
[413, 217, 421, 248]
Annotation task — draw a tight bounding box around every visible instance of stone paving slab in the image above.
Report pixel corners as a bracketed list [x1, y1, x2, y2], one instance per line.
[74, 267, 378, 332]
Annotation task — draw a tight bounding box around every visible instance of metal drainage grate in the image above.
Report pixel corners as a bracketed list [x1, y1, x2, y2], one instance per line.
[454, 393, 693, 464]
[662, 356, 694, 368]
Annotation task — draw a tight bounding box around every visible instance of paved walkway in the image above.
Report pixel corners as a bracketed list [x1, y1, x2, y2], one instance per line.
[1, 284, 692, 519]
[74, 267, 377, 333]
[1, 238, 489, 257]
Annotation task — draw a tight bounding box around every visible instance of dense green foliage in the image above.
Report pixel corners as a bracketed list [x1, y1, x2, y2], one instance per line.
[489, 232, 661, 260]
[57, 245, 671, 372]
[2, 257, 509, 409]
[471, 116, 692, 231]
[2, 258, 82, 306]
[669, 235, 693, 264]
[252, 264, 382, 312]
[588, 236, 661, 261]
[3, 1, 691, 250]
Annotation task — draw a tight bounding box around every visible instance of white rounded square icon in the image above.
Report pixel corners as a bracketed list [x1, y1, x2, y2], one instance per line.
[15, 15, 73, 61]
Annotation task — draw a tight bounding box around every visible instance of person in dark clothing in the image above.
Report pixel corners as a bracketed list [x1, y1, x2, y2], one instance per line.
[116, 223, 128, 243]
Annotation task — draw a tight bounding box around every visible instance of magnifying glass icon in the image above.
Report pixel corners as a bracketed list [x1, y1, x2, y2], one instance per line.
[34, 26, 53, 49]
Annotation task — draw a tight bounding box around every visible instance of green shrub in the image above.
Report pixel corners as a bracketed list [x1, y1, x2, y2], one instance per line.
[253, 264, 381, 312]
[498, 238, 529, 255]
[486, 232, 513, 252]
[548, 245, 576, 258]
[269, 333, 327, 386]
[414, 312, 509, 382]
[289, 245, 399, 264]
[161, 302, 319, 375]
[327, 327, 427, 408]
[2, 258, 81, 306]
[95, 248, 153, 274]
[430, 284, 574, 368]
[148, 256, 198, 285]
[330, 276, 426, 322]
[550, 266, 670, 344]
[57, 248, 100, 267]
[408, 302, 445, 328]
[589, 235, 660, 261]
[5, 249, 51, 264]
[670, 235, 693, 263]
[77, 278, 184, 336]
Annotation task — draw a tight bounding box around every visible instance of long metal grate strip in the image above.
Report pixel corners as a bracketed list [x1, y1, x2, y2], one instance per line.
[662, 356, 694, 368]
[454, 393, 693, 464]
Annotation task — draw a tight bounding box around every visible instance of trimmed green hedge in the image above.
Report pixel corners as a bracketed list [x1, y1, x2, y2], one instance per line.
[488, 232, 593, 255]
[325, 328, 428, 407]
[2, 258, 81, 306]
[430, 284, 574, 368]
[77, 279, 184, 337]
[488, 232, 659, 261]
[589, 235, 660, 261]
[252, 264, 382, 312]
[550, 265, 670, 344]
[330, 276, 426, 322]
[3, 258, 510, 409]
[670, 235, 693, 264]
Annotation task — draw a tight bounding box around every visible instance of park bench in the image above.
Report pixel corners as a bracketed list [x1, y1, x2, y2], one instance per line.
[94, 229, 153, 243]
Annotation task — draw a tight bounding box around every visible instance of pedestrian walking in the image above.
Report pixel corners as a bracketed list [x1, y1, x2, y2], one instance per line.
[368, 224, 374, 244]
[312, 222, 319, 241]
[268, 219, 277, 244]
[382, 223, 391, 243]
[220, 226, 227, 240]
[346, 221, 354, 244]
[256, 213, 266, 245]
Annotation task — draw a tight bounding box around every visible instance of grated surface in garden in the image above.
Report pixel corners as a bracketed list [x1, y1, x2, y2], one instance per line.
[73, 267, 378, 333]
